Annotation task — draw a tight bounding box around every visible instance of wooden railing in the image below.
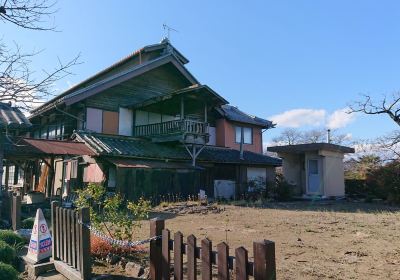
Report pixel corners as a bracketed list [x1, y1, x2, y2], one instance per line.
[51, 202, 91, 280]
[135, 119, 209, 137]
[150, 219, 276, 280]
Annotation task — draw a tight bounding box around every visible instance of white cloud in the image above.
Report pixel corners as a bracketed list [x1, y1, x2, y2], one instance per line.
[327, 108, 356, 129]
[269, 109, 326, 128]
[269, 107, 357, 130]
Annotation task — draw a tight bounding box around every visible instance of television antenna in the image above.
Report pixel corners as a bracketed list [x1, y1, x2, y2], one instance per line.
[163, 23, 178, 41]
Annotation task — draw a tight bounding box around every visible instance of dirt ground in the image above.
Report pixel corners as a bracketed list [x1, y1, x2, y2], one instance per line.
[134, 201, 400, 280]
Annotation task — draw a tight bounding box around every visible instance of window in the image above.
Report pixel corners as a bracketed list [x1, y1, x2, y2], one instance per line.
[235, 126, 252, 144]
[108, 166, 116, 188]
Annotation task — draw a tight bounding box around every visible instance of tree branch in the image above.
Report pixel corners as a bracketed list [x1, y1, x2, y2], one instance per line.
[0, 0, 57, 30]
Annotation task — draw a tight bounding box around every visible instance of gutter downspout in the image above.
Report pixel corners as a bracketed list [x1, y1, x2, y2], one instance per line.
[239, 127, 244, 160]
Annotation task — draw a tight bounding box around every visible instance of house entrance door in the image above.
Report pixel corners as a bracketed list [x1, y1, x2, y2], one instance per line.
[307, 159, 320, 194]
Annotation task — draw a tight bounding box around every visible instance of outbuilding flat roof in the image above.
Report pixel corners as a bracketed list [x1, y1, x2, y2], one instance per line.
[267, 143, 355, 154]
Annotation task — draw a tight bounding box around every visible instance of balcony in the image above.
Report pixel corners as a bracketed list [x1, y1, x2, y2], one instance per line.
[134, 119, 209, 144]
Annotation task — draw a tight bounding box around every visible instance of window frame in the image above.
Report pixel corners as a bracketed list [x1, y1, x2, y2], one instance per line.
[234, 126, 253, 145]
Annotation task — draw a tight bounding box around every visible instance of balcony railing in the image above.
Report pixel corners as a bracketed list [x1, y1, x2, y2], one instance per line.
[134, 119, 209, 138]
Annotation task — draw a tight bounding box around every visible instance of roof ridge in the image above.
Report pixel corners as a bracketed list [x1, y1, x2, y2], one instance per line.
[31, 41, 189, 115]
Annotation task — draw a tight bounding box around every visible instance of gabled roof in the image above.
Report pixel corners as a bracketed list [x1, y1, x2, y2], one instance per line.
[131, 84, 228, 109]
[268, 143, 355, 154]
[30, 40, 196, 117]
[216, 105, 274, 128]
[0, 102, 31, 129]
[73, 131, 282, 166]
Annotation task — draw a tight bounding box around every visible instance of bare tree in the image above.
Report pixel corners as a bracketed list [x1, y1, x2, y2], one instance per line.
[272, 128, 351, 146]
[272, 128, 302, 145]
[0, 42, 79, 111]
[0, 0, 80, 112]
[0, 0, 56, 30]
[349, 93, 400, 126]
[344, 154, 381, 179]
[301, 129, 325, 143]
[375, 131, 400, 160]
[350, 93, 400, 160]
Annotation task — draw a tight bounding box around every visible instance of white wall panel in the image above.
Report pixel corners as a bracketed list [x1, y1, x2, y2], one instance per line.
[86, 107, 103, 133]
[119, 107, 133, 136]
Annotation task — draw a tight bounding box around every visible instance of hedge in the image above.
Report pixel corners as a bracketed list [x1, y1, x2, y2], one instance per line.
[0, 262, 18, 280]
[0, 230, 24, 246]
[0, 241, 16, 264]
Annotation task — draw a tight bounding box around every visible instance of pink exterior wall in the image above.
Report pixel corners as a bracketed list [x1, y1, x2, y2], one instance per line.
[216, 119, 263, 154]
[84, 163, 105, 183]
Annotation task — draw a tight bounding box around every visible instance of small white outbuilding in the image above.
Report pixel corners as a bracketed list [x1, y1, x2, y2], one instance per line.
[268, 143, 355, 197]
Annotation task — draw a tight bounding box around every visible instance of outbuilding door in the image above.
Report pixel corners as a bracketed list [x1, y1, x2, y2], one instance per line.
[307, 159, 320, 194]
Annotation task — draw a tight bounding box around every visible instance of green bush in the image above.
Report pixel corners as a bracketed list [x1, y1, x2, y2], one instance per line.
[22, 217, 35, 229]
[0, 241, 16, 264]
[0, 230, 24, 246]
[366, 161, 400, 203]
[269, 173, 293, 201]
[0, 262, 18, 280]
[75, 183, 151, 241]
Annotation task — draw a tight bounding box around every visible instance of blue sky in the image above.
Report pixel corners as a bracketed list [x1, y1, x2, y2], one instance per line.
[2, 0, 400, 145]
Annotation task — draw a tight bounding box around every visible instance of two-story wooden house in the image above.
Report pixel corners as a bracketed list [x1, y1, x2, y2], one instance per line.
[28, 39, 281, 200]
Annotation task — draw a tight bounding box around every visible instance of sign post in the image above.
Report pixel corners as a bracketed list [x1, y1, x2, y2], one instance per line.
[26, 208, 52, 263]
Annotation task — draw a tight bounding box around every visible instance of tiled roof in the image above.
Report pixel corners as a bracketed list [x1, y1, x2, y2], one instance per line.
[30, 40, 191, 116]
[3, 137, 94, 157]
[73, 131, 282, 166]
[0, 102, 31, 129]
[216, 105, 274, 128]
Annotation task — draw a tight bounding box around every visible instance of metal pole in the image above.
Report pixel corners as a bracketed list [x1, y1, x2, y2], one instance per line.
[327, 129, 332, 144]
[204, 102, 208, 123]
[0, 132, 4, 189]
[180, 97, 184, 120]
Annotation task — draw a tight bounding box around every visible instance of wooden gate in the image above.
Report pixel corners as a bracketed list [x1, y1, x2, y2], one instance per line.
[51, 201, 91, 280]
[150, 219, 276, 280]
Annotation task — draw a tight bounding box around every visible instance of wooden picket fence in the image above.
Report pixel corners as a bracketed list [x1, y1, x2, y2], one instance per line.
[149, 219, 276, 280]
[51, 201, 91, 280]
[48, 206, 275, 280]
[0, 191, 21, 230]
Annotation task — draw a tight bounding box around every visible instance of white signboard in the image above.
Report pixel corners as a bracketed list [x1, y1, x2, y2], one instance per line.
[26, 209, 52, 263]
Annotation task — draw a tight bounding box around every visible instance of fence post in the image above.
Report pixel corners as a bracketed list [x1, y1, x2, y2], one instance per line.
[161, 229, 170, 280]
[235, 247, 249, 280]
[1, 191, 9, 222]
[12, 194, 21, 231]
[217, 242, 229, 280]
[201, 238, 212, 280]
[187, 234, 197, 280]
[174, 231, 183, 280]
[51, 201, 59, 260]
[79, 207, 91, 280]
[150, 218, 164, 280]
[253, 240, 276, 280]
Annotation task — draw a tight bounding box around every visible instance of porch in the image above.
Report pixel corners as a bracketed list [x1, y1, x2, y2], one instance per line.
[134, 119, 209, 144]
[130, 84, 227, 145]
